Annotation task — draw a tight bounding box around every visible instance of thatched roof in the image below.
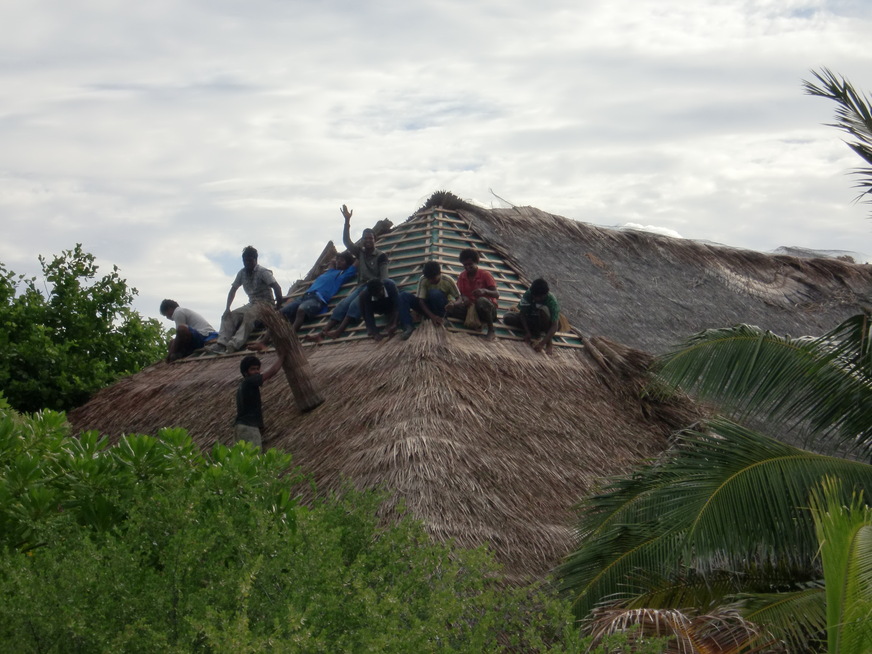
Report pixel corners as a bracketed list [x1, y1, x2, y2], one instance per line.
[458, 204, 872, 354]
[69, 327, 698, 580]
[68, 191, 872, 579]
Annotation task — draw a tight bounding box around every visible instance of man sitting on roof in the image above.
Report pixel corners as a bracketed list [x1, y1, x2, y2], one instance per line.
[502, 278, 561, 355]
[281, 251, 357, 333]
[446, 248, 499, 341]
[159, 299, 219, 361]
[207, 246, 283, 354]
[307, 204, 390, 342]
[360, 278, 399, 342]
[397, 260, 460, 340]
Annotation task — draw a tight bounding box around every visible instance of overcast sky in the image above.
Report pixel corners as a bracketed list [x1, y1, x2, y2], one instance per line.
[2, 0, 871, 326]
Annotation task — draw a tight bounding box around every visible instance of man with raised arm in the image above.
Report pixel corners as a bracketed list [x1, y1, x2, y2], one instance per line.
[308, 205, 392, 342]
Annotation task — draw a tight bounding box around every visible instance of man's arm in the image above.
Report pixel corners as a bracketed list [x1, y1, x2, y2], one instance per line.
[224, 285, 240, 316]
[376, 253, 389, 280]
[341, 205, 359, 255]
[534, 319, 560, 352]
[472, 272, 499, 299]
[270, 281, 283, 308]
[261, 355, 285, 383]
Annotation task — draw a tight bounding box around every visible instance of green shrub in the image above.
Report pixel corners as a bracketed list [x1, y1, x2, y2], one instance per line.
[0, 404, 623, 653]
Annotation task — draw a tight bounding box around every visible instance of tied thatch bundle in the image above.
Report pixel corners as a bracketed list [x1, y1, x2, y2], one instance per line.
[256, 304, 324, 412]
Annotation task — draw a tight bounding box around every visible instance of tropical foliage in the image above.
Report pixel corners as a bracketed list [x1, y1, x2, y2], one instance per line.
[558, 312, 872, 652]
[0, 402, 629, 653]
[0, 245, 165, 413]
[810, 478, 872, 654]
[804, 67, 872, 217]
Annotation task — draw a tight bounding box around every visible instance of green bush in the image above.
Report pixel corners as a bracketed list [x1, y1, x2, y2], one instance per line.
[0, 404, 635, 653]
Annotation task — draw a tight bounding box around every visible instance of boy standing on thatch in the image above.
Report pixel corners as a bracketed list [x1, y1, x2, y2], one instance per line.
[397, 261, 460, 340]
[446, 248, 499, 341]
[503, 278, 561, 354]
[159, 299, 219, 361]
[234, 354, 284, 449]
[208, 246, 283, 354]
[308, 205, 392, 341]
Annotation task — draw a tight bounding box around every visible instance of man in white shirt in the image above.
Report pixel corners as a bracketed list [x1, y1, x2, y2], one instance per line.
[159, 299, 219, 361]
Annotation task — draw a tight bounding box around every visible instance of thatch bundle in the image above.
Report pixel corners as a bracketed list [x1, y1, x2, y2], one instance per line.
[256, 304, 323, 412]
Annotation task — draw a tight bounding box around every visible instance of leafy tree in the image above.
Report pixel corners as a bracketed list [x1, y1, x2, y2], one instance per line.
[804, 68, 872, 217]
[0, 403, 618, 653]
[0, 245, 165, 413]
[558, 314, 872, 652]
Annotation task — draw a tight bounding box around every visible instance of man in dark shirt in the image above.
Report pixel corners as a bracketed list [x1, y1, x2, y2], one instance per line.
[359, 278, 399, 342]
[235, 354, 283, 448]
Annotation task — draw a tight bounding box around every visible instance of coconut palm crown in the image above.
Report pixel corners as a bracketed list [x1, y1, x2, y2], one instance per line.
[558, 312, 872, 652]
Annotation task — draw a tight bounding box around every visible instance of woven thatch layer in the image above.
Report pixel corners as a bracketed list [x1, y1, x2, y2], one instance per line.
[69, 325, 698, 579]
[462, 206, 872, 354]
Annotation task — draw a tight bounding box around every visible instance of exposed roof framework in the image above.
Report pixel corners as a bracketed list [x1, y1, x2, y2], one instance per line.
[188, 206, 583, 360]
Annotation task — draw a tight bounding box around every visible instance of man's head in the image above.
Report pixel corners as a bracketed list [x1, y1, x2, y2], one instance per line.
[361, 228, 376, 254]
[240, 355, 262, 377]
[159, 299, 179, 319]
[367, 278, 385, 299]
[242, 246, 258, 271]
[459, 248, 480, 275]
[422, 261, 441, 283]
[336, 251, 355, 270]
[530, 278, 550, 302]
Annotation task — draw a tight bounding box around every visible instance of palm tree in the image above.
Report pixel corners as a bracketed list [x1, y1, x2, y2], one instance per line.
[803, 67, 872, 217]
[557, 313, 872, 652]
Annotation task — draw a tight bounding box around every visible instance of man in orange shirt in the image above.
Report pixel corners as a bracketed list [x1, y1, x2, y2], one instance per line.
[446, 248, 499, 341]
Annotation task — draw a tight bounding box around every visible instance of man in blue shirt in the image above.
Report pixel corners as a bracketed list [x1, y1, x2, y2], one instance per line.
[281, 251, 356, 333]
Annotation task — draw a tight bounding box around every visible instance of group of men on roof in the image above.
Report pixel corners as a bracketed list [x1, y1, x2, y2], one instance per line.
[161, 204, 566, 359]
[158, 205, 565, 447]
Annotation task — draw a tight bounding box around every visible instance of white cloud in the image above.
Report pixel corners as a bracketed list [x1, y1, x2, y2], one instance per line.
[1, 0, 871, 324]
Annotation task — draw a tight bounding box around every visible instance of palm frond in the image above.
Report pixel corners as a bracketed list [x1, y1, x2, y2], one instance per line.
[738, 584, 826, 653]
[654, 315, 872, 456]
[809, 477, 872, 654]
[803, 67, 872, 209]
[588, 606, 773, 654]
[558, 419, 872, 618]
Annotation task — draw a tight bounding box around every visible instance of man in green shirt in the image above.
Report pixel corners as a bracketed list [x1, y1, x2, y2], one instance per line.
[502, 278, 561, 354]
[397, 261, 460, 340]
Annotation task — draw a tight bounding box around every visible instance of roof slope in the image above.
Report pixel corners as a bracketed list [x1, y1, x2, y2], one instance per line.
[69, 327, 698, 580]
[67, 192, 871, 579]
[460, 205, 872, 354]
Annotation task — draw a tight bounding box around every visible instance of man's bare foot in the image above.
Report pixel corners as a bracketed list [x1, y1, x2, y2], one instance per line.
[370, 332, 383, 342]
[305, 332, 325, 344]
[247, 341, 268, 352]
[545, 341, 554, 355]
[485, 328, 496, 342]
[324, 330, 340, 339]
